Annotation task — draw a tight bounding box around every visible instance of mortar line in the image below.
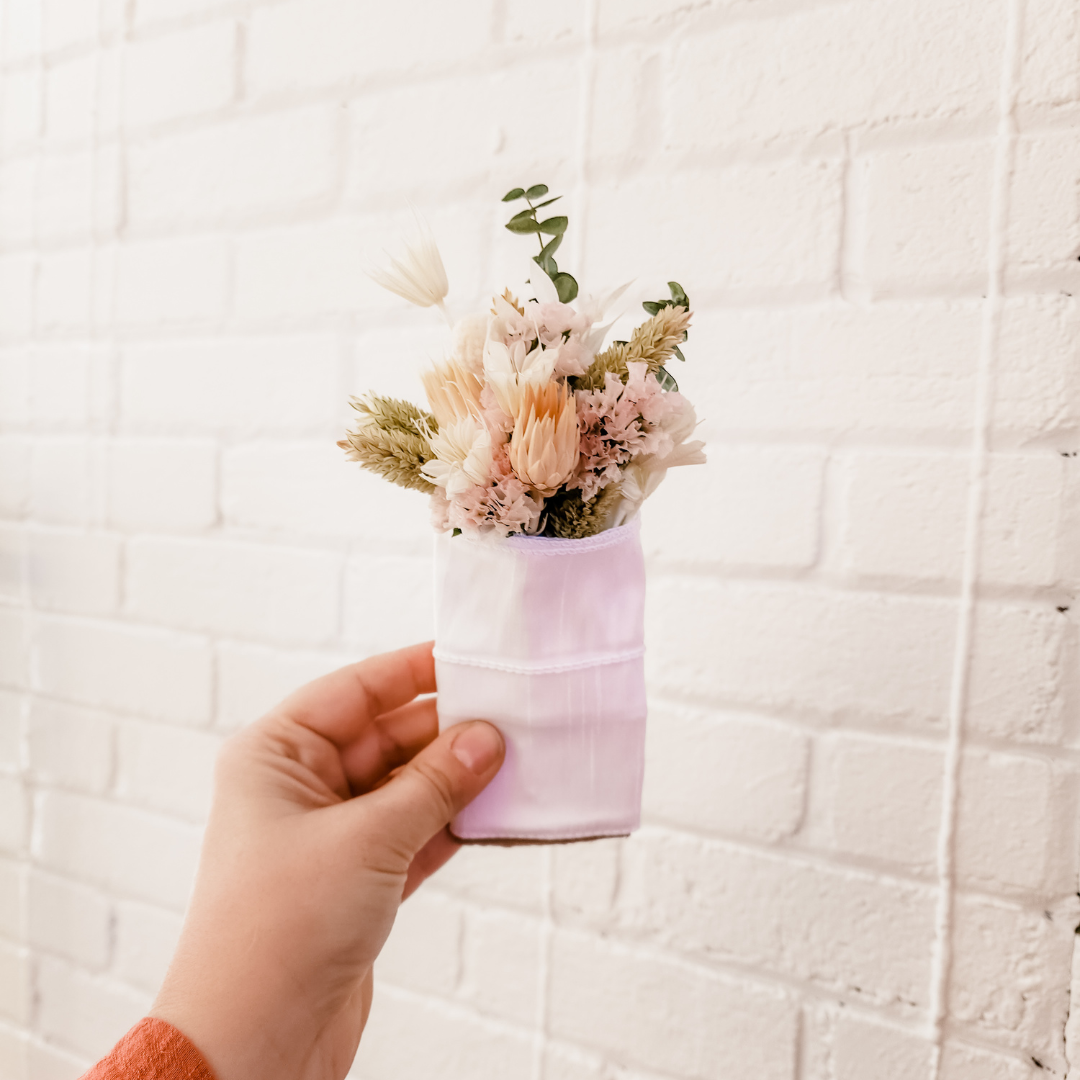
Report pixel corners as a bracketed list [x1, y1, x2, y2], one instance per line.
[926, 1, 1022, 1074]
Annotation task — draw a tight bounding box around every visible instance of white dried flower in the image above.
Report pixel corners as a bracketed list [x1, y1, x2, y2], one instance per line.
[369, 220, 449, 314]
[421, 417, 493, 497]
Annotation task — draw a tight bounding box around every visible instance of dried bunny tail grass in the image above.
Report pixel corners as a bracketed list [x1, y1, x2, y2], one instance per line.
[349, 393, 437, 437]
[542, 483, 622, 539]
[573, 305, 691, 391]
[339, 394, 437, 493]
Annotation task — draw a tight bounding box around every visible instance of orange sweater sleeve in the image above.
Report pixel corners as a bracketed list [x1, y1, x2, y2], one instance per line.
[79, 1017, 217, 1080]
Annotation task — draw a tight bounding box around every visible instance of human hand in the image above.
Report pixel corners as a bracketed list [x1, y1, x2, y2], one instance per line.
[148, 642, 504, 1080]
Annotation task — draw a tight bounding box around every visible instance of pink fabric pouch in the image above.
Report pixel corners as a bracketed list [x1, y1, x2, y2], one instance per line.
[433, 519, 647, 842]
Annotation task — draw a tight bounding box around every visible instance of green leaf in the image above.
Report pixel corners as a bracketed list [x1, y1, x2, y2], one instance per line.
[509, 207, 537, 222]
[452, 527, 462, 537]
[525, 183, 549, 199]
[642, 301, 662, 315]
[656, 366, 679, 392]
[533, 196, 562, 209]
[505, 216, 542, 234]
[502, 188, 525, 202]
[668, 281, 689, 308]
[538, 216, 568, 236]
[672, 345, 685, 362]
[552, 272, 578, 302]
[533, 252, 558, 276]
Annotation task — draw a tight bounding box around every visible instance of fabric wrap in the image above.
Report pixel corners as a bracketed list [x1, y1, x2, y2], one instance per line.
[433, 518, 647, 841]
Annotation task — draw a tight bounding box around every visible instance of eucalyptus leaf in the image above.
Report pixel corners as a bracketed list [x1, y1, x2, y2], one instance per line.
[509, 207, 537, 222]
[672, 345, 685, 362]
[538, 216, 568, 236]
[452, 528, 463, 537]
[552, 272, 578, 302]
[538, 233, 564, 261]
[505, 216, 542, 234]
[656, 366, 679, 392]
[533, 252, 557, 275]
[533, 196, 562, 209]
[642, 301, 662, 315]
[525, 184, 549, 199]
[668, 281, 689, 307]
[502, 188, 525, 202]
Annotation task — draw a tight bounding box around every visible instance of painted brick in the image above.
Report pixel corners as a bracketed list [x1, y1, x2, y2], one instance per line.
[0, 350, 30, 428]
[376, 889, 462, 998]
[34, 790, 201, 909]
[35, 148, 120, 243]
[0, 439, 31, 518]
[433, 844, 546, 915]
[460, 907, 542, 1026]
[113, 901, 183, 994]
[940, 1043, 1039, 1080]
[1017, 0, 1080, 108]
[0, 607, 30, 690]
[585, 162, 842, 300]
[27, 342, 113, 428]
[114, 238, 230, 328]
[214, 641, 346, 731]
[44, 54, 98, 145]
[347, 66, 578, 205]
[955, 749, 1078, 895]
[815, 734, 943, 874]
[0, 158, 35, 248]
[619, 831, 936, 1007]
[108, 439, 218, 533]
[551, 838, 622, 930]
[1008, 131, 1080, 283]
[0, 524, 26, 603]
[35, 249, 94, 333]
[863, 141, 995, 295]
[129, 105, 338, 230]
[27, 873, 111, 970]
[29, 438, 105, 526]
[966, 602, 1074, 745]
[126, 537, 341, 646]
[640, 446, 823, 570]
[42, 0, 104, 54]
[994, 296, 1080, 438]
[246, 0, 493, 97]
[352, 986, 533, 1080]
[0, 942, 32, 1024]
[667, 0, 1002, 149]
[693, 303, 981, 441]
[643, 706, 809, 842]
[132, 0, 241, 27]
[27, 528, 120, 614]
[25, 1038, 88, 1080]
[221, 440, 369, 537]
[832, 1015, 933, 1080]
[36, 956, 150, 1063]
[0, 857, 25, 939]
[35, 616, 213, 725]
[647, 578, 956, 729]
[115, 720, 220, 821]
[0, 1025, 29, 1080]
[549, 930, 798, 1079]
[0, 690, 21, 769]
[123, 20, 235, 129]
[120, 335, 339, 436]
[27, 698, 113, 794]
[1, 69, 42, 147]
[948, 894, 1078, 1069]
[342, 553, 434, 654]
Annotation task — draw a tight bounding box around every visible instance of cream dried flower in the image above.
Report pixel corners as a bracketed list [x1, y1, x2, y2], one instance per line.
[508, 382, 579, 497]
[421, 417, 493, 497]
[369, 220, 449, 315]
[421, 357, 484, 426]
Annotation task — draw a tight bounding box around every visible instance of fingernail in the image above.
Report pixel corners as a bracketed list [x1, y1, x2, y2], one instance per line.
[451, 723, 503, 775]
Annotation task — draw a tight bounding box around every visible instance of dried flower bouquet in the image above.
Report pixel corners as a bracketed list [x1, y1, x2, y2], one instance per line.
[340, 184, 705, 539]
[341, 187, 706, 842]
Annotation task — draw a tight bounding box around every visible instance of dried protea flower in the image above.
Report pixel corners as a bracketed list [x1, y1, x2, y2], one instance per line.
[507, 381, 578, 497]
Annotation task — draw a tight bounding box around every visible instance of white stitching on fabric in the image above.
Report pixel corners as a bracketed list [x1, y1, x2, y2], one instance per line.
[432, 646, 645, 674]
[499, 515, 641, 556]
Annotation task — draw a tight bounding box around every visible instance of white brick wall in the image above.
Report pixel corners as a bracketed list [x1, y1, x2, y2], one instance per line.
[1, 1, 1077, 1079]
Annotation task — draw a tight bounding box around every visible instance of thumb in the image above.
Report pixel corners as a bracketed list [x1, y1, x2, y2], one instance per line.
[358, 720, 505, 862]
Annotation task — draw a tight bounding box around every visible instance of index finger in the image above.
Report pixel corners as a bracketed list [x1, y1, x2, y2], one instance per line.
[276, 641, 436, 748]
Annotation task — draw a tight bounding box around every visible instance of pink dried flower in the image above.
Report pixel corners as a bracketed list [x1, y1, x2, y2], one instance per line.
[444, 443, 542, 537]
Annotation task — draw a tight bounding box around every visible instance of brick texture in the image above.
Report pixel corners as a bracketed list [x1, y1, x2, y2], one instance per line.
[1, 2, 1077, 1079]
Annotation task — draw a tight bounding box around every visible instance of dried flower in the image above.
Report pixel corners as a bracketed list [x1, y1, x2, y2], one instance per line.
[338, 395, 437, 494]
[421, 356, 484, 426]
[445, 443, 542, 538]
[421, 416, 494, 496]
[574, 305, 691, 391]
[369, 220, 450, 314]
[508, 381, 578, 496]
